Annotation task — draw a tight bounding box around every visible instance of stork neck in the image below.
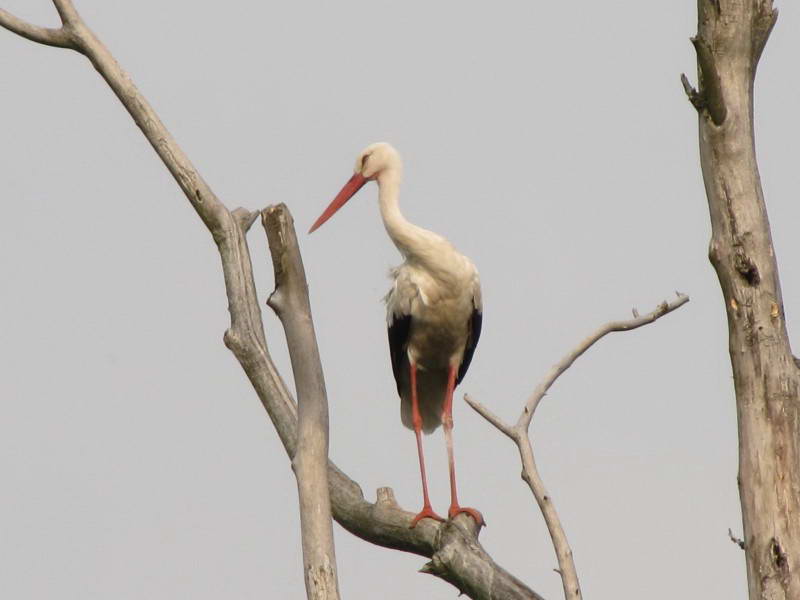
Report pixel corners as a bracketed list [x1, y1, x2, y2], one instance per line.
[377, 171, 430, 258]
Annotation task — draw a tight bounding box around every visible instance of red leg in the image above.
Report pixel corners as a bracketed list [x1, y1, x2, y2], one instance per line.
[443, 365, 484, 526]
[409, 361, 444, 528]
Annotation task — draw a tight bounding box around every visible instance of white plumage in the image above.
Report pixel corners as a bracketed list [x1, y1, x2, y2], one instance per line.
[310, 142, 483, 527]
[386, 256, 481, 433]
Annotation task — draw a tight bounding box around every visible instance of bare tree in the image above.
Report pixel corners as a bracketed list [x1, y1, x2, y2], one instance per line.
[682, 1, 799, 598]
[0, 3, 703, 600]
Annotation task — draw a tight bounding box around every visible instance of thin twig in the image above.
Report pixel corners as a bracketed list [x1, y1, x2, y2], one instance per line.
[728, 528, 746, 550]
[467, 293, 690, 600]
[680, 73, 704, 112]
[464, 395, 516, 440]
[519, 293, 689, 431]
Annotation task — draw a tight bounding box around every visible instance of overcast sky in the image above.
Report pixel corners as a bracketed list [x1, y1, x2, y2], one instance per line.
[2, 2, 798, 599]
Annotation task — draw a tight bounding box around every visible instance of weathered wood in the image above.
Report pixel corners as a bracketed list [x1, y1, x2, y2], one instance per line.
[262, 206, 340, 600]
[683, 2, 799, 598]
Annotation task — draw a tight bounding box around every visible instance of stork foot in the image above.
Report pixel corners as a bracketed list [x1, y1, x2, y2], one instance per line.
[410, 506, 445, 528]
[448, 505, 485, 527]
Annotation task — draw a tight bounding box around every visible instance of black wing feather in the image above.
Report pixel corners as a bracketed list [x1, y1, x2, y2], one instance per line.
[457, 308, 482, 384]
[387, 313, 412, 396]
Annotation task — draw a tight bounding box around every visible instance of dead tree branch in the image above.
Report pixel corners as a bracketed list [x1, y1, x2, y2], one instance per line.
[682, 2, 799, 599]
[0, 8, 72, 47]
[467, 293, 690, 600]
[0, 3, 544, 599]
[262, 206, 340, 600]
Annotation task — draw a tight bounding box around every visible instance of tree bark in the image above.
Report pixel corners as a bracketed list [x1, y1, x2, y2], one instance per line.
[684, 1, 800, 597]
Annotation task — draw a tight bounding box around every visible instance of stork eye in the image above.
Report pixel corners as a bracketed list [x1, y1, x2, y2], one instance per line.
[361, 154, 371, 169]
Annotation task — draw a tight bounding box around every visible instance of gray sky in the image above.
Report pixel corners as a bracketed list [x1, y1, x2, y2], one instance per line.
[2, 1, 798, 598]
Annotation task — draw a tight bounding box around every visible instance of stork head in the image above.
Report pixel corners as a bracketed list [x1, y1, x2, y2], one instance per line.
[309, 142, 402, 233]
[354, 142, 403, 180]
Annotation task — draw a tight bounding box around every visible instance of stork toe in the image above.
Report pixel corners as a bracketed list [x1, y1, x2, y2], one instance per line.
[410, 506, 446, 528]
[448, 505, 485, 527]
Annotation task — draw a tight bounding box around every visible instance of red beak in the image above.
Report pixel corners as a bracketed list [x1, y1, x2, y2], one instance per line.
[309, 173, 369, 233]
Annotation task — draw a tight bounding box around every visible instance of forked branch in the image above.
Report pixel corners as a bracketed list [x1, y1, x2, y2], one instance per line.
[466, 293, 690, 600]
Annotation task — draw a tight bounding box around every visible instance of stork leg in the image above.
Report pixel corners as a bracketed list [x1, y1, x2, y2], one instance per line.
[443, 365, 484, 526]
[409, 361, 445, 528]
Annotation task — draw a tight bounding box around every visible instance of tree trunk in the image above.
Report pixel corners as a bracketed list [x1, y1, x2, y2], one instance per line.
[685, 1, 800, 597]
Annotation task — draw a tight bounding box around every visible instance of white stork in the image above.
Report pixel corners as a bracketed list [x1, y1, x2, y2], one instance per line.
[310, 142, 483, 527]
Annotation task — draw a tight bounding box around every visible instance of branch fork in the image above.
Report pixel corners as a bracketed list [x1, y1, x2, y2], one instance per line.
[466, 293, 690, 600]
